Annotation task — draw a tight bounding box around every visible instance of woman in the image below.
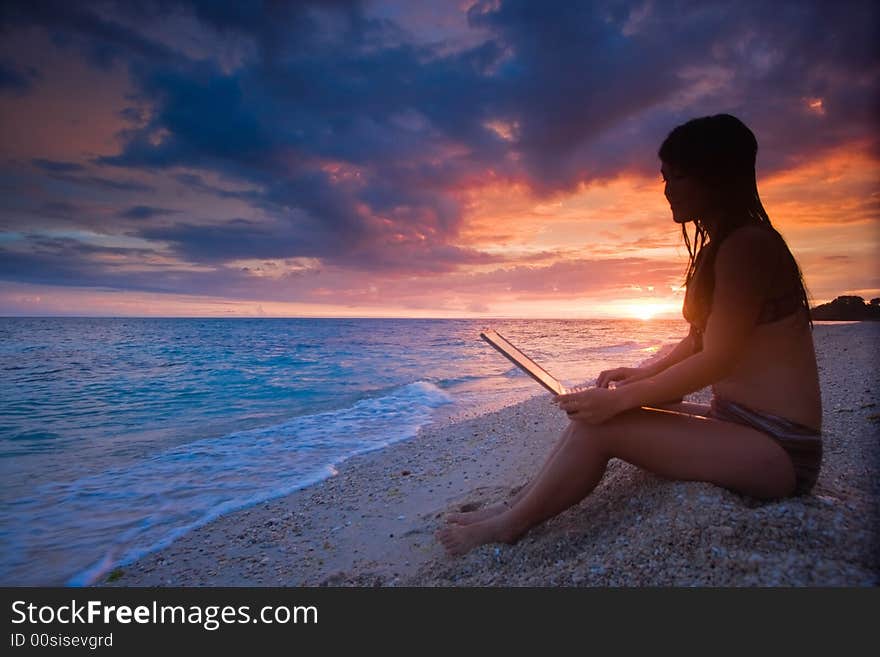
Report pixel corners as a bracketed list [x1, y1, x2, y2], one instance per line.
[438, 114, 823, 556]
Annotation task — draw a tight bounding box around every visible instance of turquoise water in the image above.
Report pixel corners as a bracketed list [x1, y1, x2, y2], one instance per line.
[0, 317, 687, 585]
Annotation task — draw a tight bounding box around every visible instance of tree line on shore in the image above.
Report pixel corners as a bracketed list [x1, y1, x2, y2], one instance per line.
[810, 296, 880, 321]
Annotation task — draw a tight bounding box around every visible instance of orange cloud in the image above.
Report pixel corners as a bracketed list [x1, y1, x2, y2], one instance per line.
[762, 140, 879, 228]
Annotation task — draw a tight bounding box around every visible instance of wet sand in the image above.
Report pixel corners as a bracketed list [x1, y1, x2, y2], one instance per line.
[109, 322, 879, 586]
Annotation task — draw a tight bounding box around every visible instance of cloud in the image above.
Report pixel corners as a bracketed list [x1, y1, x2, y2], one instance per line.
[136, 215, 501, 274]
[0, 61, 39, 93]
[0, 228, 680, 306]
[0, 0, 876, 303]
[0, 0, 180, 70]
[0, 236, 237, 296]
[104, 3, 879, 187]
[31, 159, 86, 173]
[44, 172, 156, 193]
[172, 173, 260, 200]
[118, 205, 178, 220]
[0, 237, 166, 290]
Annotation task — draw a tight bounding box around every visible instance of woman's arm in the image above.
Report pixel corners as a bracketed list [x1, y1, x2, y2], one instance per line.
[556, 226, 776, 423]
[640, 330, 699, 378]
[618, 226, 775, 409]
[595, 331, 697, 389]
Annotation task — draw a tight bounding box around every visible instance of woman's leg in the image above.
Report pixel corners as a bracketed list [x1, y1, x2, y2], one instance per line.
[437, 406, 795, 556]
[445, 402, 712, 525]
[445, 420, 581, 524]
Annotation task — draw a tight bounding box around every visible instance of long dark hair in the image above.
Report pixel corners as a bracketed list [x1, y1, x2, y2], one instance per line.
[658, 114, 812, 328]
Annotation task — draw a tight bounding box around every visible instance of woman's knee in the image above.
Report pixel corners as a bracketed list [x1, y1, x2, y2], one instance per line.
[566, 418, 592, 436]
[566, 419, 612, 452]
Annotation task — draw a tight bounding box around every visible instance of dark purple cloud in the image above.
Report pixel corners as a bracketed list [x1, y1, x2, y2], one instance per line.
[32, 159, 86, 173]
[0, 238, 172, 292]
[136, 216, 499, 274]
[118, 205, 179, 220]
[41, 172, 156, 193]
[0, 61, 38, 93]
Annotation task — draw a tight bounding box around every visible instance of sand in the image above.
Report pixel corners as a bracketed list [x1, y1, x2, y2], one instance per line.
[108, 322, 879, 587]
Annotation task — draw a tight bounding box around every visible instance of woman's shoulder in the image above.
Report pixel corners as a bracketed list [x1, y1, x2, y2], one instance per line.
[706, 224, 791, 302]
[714, 223, 781, 270]
[722, 222, 780, 249]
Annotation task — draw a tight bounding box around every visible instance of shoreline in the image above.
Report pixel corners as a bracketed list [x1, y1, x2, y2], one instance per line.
[107, 323, 878, 586]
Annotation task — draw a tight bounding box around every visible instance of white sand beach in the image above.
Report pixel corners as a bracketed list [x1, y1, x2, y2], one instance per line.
[109, 322, 879, 586]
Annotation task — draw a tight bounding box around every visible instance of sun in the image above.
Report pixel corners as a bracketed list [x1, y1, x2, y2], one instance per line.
[626, 302, 664, 321]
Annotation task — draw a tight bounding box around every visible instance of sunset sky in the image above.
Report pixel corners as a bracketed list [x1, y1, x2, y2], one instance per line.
[0, 0, 877, 318]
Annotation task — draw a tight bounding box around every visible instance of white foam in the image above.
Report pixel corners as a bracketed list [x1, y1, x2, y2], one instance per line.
[0, 381, 453, 586]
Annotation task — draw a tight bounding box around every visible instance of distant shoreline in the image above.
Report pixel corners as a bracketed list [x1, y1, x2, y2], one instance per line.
[811, 295, 880, 321]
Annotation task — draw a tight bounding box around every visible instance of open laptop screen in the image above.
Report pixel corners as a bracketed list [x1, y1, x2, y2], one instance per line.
[480, 329, 567, 396]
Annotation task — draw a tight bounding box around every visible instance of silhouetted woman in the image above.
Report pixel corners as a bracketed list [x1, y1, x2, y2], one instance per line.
[438, 114, 823, 555]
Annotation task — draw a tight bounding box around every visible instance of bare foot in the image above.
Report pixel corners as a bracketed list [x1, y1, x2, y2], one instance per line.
[444, 501, 509, 525]
[436, 516, 517, 556]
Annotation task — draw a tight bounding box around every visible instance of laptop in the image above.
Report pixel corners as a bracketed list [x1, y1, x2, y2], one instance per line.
[480, 329, 568, 396]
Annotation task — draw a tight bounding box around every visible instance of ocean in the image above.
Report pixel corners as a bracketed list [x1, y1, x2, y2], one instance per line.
[0, 317, 688, 585]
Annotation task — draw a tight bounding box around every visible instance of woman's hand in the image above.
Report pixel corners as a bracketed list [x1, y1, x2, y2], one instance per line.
[553, 386, 629, 424]
[595, 366, 646, 389]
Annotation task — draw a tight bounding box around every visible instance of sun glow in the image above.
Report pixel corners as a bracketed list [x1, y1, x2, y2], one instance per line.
[626, 302, 667, 321]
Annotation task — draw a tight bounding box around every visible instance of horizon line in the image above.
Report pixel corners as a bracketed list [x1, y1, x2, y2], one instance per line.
[0, 314, 687, 321]
[0, 315, 861, 322]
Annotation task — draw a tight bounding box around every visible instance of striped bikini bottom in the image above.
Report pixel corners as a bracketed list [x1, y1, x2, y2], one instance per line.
[707, 397, 823, 496]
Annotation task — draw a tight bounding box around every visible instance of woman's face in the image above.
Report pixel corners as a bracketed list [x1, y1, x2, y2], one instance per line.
[661, 162, 711, 224]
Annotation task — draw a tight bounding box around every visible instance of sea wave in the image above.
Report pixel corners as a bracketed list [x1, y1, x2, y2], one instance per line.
[0, 381, 452, 586]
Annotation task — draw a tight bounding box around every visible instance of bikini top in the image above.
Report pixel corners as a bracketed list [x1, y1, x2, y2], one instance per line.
[683, 231, 804, 350]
